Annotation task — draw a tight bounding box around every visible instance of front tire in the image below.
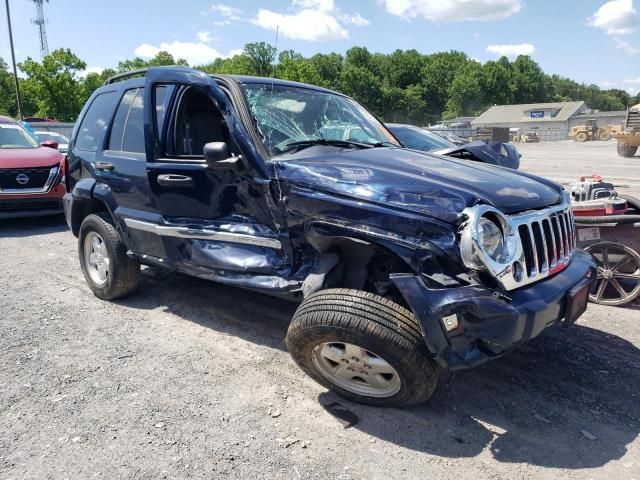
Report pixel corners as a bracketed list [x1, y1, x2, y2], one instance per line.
[617, 143, 638, 158]
[285, 289, 439, 407]
[78, 214, 140, 300]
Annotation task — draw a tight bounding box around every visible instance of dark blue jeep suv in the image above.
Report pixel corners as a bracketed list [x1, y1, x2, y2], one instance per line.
[64, 67, 595, 407]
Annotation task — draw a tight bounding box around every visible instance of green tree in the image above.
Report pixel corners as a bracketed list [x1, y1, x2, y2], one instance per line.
[0, 57, 18, 117]
[444, 61, 484, 118]
[244, 42, 277, 77]
[118, 51, 188, 72]
[19, 48, 87, 121]
[420, 51, 469, 120]
[511, 55, 550, 104]
[277, 50, 322, 85]
[309, 53, 343, 90]
[481, 58, 514, 106]
[339, 64, 384, 116]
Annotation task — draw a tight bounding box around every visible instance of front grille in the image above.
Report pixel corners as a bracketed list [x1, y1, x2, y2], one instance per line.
[514, 207, 575, 280]
[0, 165, 57, 190]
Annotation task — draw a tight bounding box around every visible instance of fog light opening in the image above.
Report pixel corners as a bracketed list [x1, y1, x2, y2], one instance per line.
[512, 261, 524, 282]
[441, 314, 459, 332]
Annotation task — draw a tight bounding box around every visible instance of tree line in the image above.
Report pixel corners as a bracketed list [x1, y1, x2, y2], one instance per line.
[1, 42, 638, 124]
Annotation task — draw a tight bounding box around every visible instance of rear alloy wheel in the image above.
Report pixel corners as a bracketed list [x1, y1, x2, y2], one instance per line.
[286, 289, 439, 407]
[585, 241, 640, 306]
[79, 214, 140, 300]
[575, 132, 589, 142]
[617, 143, 638, 158]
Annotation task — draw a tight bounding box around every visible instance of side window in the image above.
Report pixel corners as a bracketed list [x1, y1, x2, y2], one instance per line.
[155, 86, 168, 135]
[108, 88, 145, 153]
[75, 92, 117, 151]
[173, 87, 226, 158]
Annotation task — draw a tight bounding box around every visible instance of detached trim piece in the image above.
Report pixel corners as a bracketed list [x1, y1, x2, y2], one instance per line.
[124, 218, 282, 249]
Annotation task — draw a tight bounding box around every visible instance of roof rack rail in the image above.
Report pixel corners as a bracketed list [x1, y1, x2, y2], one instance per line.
[104, 68, 148, 85]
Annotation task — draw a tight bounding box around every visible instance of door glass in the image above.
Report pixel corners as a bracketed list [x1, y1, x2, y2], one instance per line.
[108, 89, 137, 151]
[174, 87, 226, 157]
[108, 88, 145, 153]
[75, 91, 118, 151]
[122, 90, 145, 153]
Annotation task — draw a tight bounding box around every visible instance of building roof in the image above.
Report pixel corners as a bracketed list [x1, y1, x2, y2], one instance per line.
[472, 101, 586, 125]
[572, 110, 627, 118]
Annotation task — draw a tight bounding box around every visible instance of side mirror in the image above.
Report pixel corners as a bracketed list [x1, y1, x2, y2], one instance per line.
[41, 140, 59, 150]
[203, 142, 242, 170]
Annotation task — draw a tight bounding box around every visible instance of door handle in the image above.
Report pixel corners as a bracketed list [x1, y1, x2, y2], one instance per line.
[157, 174, 194, 187]
[96, 161, 115, 171]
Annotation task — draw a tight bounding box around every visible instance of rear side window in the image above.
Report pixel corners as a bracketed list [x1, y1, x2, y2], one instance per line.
[108, 88, 145, 153]
[75, 91, 118, 151]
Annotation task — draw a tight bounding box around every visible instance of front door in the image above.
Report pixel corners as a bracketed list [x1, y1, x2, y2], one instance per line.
[127, 69, 287, 279]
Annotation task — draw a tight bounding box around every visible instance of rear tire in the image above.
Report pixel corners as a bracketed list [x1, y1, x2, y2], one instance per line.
[285, 289, 439, 407]
[575, 132, 588, 142]
[617, 143, 638, 158]
[78, 213, 140, 300]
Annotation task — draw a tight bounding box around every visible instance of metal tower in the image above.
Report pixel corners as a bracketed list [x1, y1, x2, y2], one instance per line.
[30, 0, 49, 58]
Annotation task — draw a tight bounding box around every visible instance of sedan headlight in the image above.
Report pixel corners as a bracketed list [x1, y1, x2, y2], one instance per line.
[460, 206, 516, 271]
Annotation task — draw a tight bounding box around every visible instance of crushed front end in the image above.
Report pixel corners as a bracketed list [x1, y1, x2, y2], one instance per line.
[392, 193, 597, 370]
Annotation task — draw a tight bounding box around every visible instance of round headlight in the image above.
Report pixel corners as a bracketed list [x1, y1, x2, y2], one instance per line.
[478, 217, 506, 262]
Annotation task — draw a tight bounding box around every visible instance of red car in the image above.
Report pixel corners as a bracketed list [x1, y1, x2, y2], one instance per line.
[0, 115, 66, 219]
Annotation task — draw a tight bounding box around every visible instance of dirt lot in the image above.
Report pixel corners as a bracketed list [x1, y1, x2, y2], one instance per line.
[1, 141, 639, 480]
[518, 140, 640, 198]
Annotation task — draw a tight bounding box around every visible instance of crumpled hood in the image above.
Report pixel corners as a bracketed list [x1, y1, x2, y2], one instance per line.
[0, 146, 63, 169]
[276, 147, 562, 223]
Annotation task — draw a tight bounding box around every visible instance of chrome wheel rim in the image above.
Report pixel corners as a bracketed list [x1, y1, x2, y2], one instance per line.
[311, 342, 401, 398]
[586, 241, 640, 306]
[84, 231, 110, 287]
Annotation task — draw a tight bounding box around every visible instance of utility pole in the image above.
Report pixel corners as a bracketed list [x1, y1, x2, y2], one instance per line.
[4, 0, 23, 119]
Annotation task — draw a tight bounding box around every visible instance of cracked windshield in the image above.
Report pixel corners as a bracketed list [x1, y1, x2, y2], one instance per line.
[243, 84, 398, 156]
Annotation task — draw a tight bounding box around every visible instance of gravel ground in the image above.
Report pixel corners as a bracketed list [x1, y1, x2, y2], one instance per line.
[1, 141, 639, 480]
[518, 140, 640, 198]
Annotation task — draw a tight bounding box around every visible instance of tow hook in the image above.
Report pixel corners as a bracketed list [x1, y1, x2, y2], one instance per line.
[492, 290, 512, 302]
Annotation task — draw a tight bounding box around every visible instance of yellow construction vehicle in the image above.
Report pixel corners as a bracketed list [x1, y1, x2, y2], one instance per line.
[569, 119, 623, 142]
[613, 104, 640, 157]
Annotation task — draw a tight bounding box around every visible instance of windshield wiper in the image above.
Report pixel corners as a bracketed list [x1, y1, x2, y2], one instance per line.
[282, 138, 375, 154]
[368, 141, 400, 148]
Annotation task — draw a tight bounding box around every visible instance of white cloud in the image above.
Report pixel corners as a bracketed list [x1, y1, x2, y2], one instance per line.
[589, 0, 639, 35]
[253, 0, 370, 41]
[486, 43, 535, 57]
[228, 48, 245, 57]
[202, 3, 243, 19]
[342, 12, 371, 26]
[134, 41, 228, 65]
[197, 31, 214, 43]
[381, 0, 523, 22]
[254, 8, 348, 40]
[600, 77, 640, 94]
[293, 0, 335, 10]
[614, 37, 640, 54]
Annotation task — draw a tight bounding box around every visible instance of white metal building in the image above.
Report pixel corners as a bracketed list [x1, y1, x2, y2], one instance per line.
[472, 102, 625, 141]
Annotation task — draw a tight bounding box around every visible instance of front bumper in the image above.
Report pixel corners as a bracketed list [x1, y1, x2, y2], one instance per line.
[0, 183, 65, 219]
[391, 250, 596, 370]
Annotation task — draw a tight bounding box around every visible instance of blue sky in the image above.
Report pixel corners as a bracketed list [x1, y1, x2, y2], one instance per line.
[1, 0, 639, 94]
